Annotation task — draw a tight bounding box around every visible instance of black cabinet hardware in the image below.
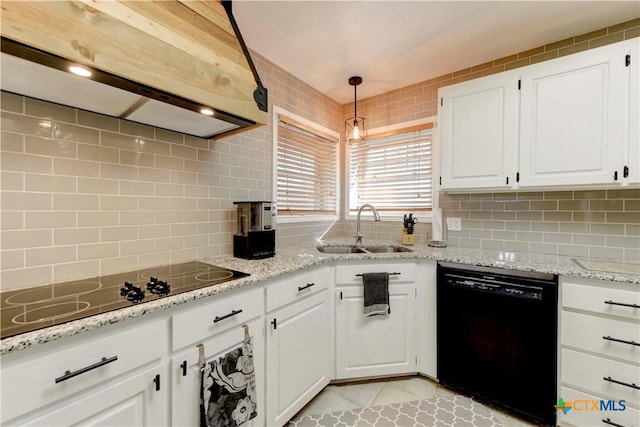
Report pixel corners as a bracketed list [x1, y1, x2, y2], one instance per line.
[213, 309, 243, 323]
[298, 283, 315, 292]
[604, 300, 640, 309]
[340, 291, 343, 300]
[55, 356, 118, 383]
[614, 170, 618, 181]
[154, 374, 161, 391]
[623, 165, 629, 178]
[603, 376, 640, 390]
[506, 176, 509, 185]
[516, 172, 520, 183]
[626, 54, 631, 67]
[518, 79, 521, 90]
[271, 318, 277, 330]
[602, 418, 626, 427]
[355, 272, 401, 277]
[603, 335, 639, 347]
[180, 360, 187, 376]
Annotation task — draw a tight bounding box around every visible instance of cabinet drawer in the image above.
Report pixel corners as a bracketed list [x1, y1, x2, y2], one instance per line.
[266, 266, 329, 312]
[172, 286, 263, 351]
[559, 387, 639, 427]
[562, 311, 640, 364]
[1, 319, 166, 423]
[336, 262, 415, 285]
[563, 281, 640, 321]
[562, 349, 640, 404]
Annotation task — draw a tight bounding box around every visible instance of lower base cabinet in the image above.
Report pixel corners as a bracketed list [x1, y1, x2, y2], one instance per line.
[17, 365, 168, 426]
[171, 317, 265, 427]
[266, 291, 331, 426]
[335, 284, 416, 379]
[558, 387, 640, 427]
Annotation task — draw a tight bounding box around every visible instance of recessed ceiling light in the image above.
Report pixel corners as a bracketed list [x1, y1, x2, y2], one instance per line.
[69, 65, 92, 77]
[200, 108, 214, 116]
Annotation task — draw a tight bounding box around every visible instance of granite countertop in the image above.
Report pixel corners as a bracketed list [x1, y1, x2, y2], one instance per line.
[2, 240, 639, 355]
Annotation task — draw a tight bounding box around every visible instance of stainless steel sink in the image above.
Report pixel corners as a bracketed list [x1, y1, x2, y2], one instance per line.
[364, 245, 413, 253]
[317, 244, 413, 254]
[316, 245, 368, 254]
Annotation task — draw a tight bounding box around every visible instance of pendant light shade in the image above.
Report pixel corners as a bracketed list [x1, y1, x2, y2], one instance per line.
[345, 76, 366, 143]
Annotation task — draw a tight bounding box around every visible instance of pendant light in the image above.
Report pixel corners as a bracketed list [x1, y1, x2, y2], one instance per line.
[345, 76, 366, 143]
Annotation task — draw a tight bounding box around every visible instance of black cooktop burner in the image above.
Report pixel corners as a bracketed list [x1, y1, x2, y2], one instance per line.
[0, 261, 249, 339]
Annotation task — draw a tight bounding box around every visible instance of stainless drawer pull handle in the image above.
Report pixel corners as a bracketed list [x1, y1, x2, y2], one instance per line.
[298, 283, 315, 292]
[213, 309, 243, 323]
[602, 418, 627, 427]
[604, 300, 640, 309]
[603, 376, 640, 390]
[603, 335, 640, 347]
[55, 356, 118, 383]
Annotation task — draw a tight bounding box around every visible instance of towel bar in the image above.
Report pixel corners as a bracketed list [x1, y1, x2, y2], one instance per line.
[355, 272, 401, 277]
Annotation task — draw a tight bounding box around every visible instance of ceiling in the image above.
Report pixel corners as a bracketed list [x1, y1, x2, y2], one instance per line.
[233, 1, 640, 104]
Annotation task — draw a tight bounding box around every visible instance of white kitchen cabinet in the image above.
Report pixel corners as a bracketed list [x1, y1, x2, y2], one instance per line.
[558, 276, 640, 427]
[626, 39, 639, 184]
[438, 38, 639, 192]
[416, 260, 437, 378]
[519, 39, 637, 188]
[171, 317, 264, 427]
[15, 365, 168, 427]
[335, 262, 416, 379]
[1, 316, 168, 426]
[170, 286, 265, 427]
[438, 70, 520, 191]
[265, 267, 332, 427]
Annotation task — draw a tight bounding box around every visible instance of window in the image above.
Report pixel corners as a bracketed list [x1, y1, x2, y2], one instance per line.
[273, 107, 339, 222]
[348, 121, 433, 218]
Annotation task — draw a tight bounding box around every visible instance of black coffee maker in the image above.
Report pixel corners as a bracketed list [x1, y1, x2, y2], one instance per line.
[233, 201, 276, 259]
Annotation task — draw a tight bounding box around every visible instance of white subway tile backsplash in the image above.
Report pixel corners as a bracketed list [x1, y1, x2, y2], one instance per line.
[26, 245, 76, 267]
[25, 212, 76, 229]
[1, 151, 52, 174]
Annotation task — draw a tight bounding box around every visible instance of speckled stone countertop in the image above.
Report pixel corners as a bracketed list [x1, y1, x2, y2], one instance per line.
[2, 240, 638, 355]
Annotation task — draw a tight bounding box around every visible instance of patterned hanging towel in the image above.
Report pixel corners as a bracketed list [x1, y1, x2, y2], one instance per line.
[200, 339, 257, 427]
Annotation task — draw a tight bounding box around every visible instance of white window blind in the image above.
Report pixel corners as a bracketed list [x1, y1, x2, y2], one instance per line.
[349, 128, 433, 214]
[276, 117, 338, 216]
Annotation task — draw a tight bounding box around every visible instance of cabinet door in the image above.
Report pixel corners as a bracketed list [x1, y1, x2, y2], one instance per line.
[336, 284, 416, 379]
[416, 261, 437, 378]
[626, 40, 639, 184]
[439, 71, 519, 190]
[519, 40, 633, 187]
[14, 365, 168, 426]
[171, 318, 264, 427]
[266, 291, 331, 427]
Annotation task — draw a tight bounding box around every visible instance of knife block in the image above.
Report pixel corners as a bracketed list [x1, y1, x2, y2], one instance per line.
[401, 228, 415, 245]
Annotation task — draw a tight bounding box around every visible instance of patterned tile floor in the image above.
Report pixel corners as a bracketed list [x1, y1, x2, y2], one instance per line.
[289, 376, 538, 427]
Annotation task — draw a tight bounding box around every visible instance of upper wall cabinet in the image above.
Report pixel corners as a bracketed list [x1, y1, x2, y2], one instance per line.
[438, 71, 520, 191]
[438, 38, 639, 192]
[519, 39, 637, 188]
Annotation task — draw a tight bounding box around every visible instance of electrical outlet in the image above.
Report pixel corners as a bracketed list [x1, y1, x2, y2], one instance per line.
[447, 217, 462, 231]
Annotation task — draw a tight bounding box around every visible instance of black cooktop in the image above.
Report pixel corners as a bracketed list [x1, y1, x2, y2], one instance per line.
[0, 261, 249, 339]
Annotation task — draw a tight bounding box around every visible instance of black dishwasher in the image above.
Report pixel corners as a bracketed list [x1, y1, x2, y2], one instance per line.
[437, 262, 558, 426]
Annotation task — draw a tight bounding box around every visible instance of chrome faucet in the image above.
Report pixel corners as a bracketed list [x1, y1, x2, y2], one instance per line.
[354, 204, 381, 246]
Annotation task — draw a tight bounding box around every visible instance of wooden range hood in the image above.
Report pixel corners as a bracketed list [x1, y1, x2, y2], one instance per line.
[0, 1, 268, 139]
